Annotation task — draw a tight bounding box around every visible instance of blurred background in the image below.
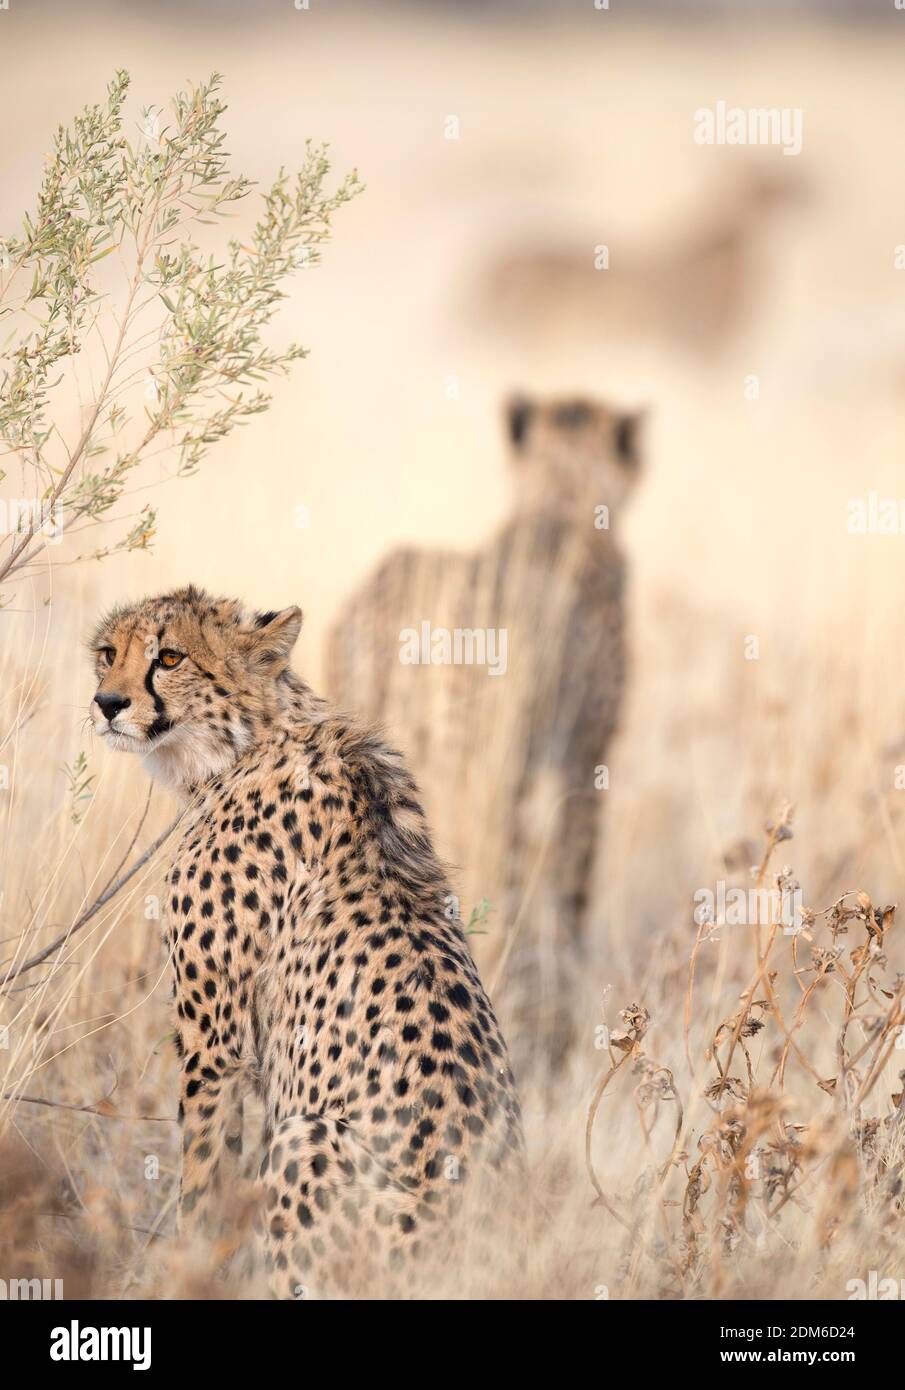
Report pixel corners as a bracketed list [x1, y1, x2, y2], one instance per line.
[3, 0, 904, 932]
[2, 0, 905, 1298]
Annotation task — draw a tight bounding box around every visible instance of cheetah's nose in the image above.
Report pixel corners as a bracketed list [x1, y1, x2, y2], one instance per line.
[95, 692, 131, 722]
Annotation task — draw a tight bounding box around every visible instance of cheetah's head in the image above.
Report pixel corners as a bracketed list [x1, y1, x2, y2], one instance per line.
[505, 393, 644, 517]
[88, 586, 302, 793]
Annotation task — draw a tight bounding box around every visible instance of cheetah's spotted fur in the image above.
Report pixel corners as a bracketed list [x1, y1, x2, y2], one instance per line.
[89, 589, 523, 1296]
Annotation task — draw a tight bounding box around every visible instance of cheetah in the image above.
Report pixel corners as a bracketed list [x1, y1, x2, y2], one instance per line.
[89, 587, 523, 1297]
[327, 395, 643, 1076]
[478, 168, 807, 354]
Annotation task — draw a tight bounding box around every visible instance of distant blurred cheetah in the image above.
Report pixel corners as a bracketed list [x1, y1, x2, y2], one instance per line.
[327, 395, 643, 1074]
[479, 167, 807, 353]
[89, 589, 522, 1297]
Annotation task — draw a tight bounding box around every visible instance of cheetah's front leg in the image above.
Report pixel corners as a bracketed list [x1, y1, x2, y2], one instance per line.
[260, 1113, 423, 1299]
[178, 1060, 248, 1243]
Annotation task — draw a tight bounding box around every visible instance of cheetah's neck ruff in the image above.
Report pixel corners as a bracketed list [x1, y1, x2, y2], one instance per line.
[143, 670, 325, 801]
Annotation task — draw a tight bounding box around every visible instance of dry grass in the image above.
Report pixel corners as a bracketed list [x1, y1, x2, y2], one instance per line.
[3, 696, 904, 1301]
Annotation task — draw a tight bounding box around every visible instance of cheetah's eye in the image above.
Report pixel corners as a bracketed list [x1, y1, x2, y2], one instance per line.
[98, 646, 116, 668]
[158, 649, 185, 669]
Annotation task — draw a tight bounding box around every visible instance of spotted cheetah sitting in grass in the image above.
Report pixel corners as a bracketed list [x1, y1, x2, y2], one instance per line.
[89, 587, 523, 1297]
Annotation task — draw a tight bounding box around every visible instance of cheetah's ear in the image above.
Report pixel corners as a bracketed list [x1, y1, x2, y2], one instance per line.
[506, 395, 534, 452]
[614, 411, 645, 470]
[239, 606, 303, 673]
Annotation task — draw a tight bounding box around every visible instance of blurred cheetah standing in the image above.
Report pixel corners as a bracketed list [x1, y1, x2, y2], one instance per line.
[327, 396, 643, 1076]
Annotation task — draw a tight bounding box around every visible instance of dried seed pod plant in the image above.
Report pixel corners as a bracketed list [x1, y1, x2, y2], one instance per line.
[586, 805, 905, 1298]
